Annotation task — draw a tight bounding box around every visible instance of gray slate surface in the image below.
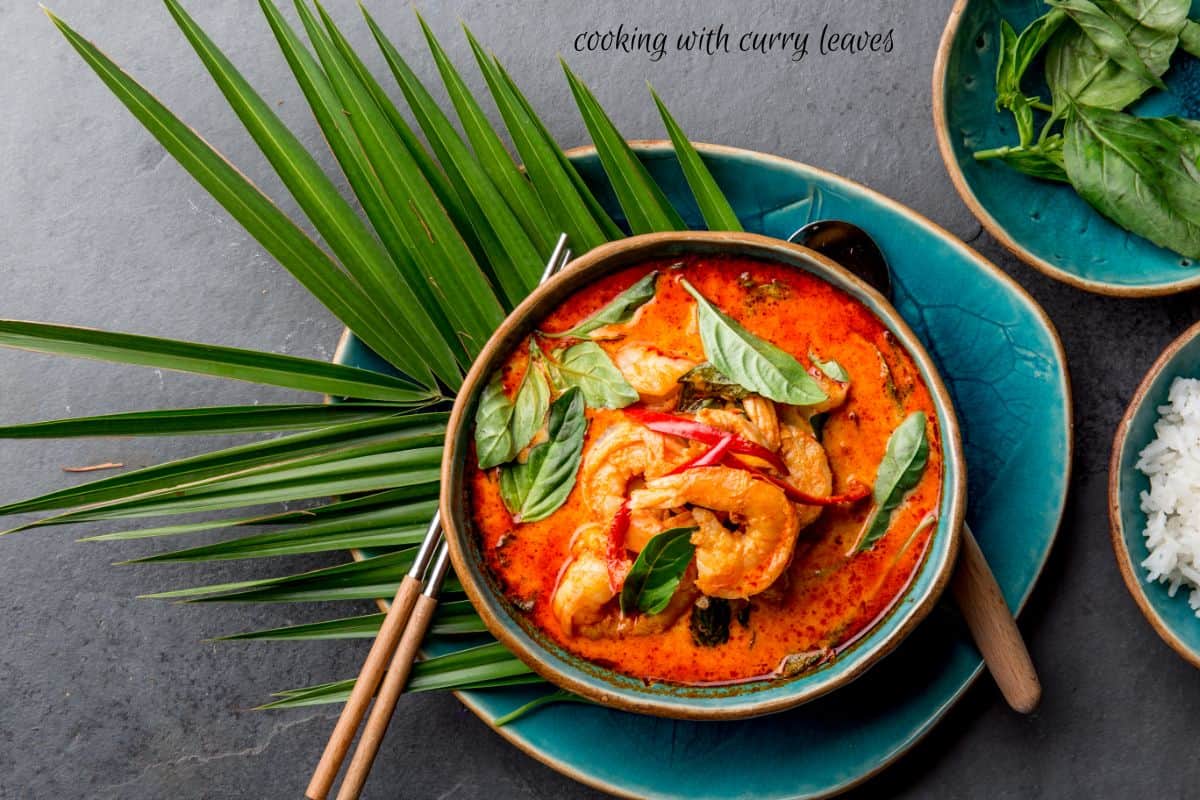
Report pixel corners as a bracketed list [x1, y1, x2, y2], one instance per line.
[1, 1, 1198, 798]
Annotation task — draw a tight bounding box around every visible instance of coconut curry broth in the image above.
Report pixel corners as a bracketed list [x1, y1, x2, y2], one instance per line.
[468, 255, 942, 685]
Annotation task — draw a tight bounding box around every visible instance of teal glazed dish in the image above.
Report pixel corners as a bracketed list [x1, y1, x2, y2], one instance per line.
[1110, 319, 1200, 669]
[342, 142, 1072, 799]
[934, 0, 1200, 296]
[440, 231, 967, 721]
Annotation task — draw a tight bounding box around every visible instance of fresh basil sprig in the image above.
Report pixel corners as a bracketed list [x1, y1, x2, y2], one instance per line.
[473, 344, 550, 469]
[619, 526, 697, 615]
[975, 0, 1199, 259]
[680, 279, 827, 406]
[499, 387, 588, 522]
[544, 271, 658, 339]
[545, 340, 639, 409]
[857, 412, 930, 552]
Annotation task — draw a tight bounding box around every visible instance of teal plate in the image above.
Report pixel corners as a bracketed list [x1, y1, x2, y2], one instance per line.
[934, 0, 1200, 296]
[1110, 320, 1200, 670]
[342, 142, 1072, 799]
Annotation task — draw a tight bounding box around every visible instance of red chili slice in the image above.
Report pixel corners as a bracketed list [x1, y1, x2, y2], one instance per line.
[666, 433, 735, 475]
[605, 500, 632, 591]
[724, 453, 871, 507]
[624, 408, 788, 473]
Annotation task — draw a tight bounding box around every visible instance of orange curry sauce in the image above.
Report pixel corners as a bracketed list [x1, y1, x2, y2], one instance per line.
[468, 255, 942, 685]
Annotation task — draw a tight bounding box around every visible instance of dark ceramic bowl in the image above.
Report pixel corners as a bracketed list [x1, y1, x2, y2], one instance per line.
[440, 231, 966, 720]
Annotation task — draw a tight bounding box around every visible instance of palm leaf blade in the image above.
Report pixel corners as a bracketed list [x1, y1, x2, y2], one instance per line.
[260, 0, 468, 374]
[124, 499, 437, 562]
[294, 1, 504, 360]
[464, 26, 609, 251]
[0, 321, 429, 402]
[362, 10, 542, 304]
[410, 12, 557, 254]
[0, 403, 412, 439]
[42, 9, 426, 382]
[650, 87, 742, 231]
[164, 0, 461, 386]
[0, 414, 446, 517]
[562, 63, 685, 234]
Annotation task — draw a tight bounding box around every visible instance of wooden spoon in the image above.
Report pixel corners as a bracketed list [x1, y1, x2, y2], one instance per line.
[791, 220, 1041, 713]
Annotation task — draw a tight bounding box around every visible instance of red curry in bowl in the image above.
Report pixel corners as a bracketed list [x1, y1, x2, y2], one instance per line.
[468, 254, 942, 686]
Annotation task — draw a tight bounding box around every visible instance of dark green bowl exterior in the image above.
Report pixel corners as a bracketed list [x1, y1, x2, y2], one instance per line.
[937, 0, 1200, 294]
[1112, 323, 1200, 667]
[442, 232, 966, 720]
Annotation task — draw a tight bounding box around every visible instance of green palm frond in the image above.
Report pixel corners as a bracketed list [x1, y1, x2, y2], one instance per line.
[10, 0, 746, 724]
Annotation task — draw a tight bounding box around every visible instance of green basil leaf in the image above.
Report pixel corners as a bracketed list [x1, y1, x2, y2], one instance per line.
[1045, 5, 1179, 113]
[1049, 0, 1165, 89]
[1064, 107, 1200, 258]
[681, 279, 826, 406]
[1181, 20, 1200, 58]
[995, 19, 1021, 107]
[619, 526, 697, 615]
[811, 353, 850, 383]
[545, 271, 658, 339]
[511, 353, 550, 456]
[1013, 8, 1069, 77]
[474, 374, 516, 470]
[1106, 0, 1191, 33]
[499, 388, 588, 522]
[546, 341, 639, 409]
[858, 412, 930, 552]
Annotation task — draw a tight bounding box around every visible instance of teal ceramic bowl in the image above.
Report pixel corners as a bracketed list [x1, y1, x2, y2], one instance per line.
[934, 0, 1200, 296]
[439, 231, 967, 720]
[1110, 319, 1200, 669]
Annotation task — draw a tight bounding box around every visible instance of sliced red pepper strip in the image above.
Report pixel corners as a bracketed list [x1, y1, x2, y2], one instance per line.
[724, 453, 870, 506]
[605, 500, 632, 591]
[667, 433, 735, 475]
[624, 408, 788, 473]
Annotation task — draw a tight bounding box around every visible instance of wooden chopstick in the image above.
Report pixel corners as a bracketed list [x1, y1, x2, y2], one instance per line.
[335, 545, 452, 800]
[950, 522, 1041, 713]
[305, 514, 442, 800]
[305, 234, 572, 800]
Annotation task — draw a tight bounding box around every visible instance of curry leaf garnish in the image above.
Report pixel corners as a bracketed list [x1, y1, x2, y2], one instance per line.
[858, 412, 930, 552]
[499, 388, 587, 522]
[811, 352, 850, 383]
[619, 526, 697, 615]
[681, 279, 826, 405]
[545, 342, 639, 409]
[544, 271, 658, 339]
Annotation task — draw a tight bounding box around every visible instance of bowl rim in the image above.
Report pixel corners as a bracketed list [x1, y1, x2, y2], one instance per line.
[439, 229, 967, 721]
[931, 0, 1200, 299]
[1108, 318, 1200, 670]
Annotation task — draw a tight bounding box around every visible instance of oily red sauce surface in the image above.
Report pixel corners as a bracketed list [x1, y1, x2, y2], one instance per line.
[468, 255, 943, 685]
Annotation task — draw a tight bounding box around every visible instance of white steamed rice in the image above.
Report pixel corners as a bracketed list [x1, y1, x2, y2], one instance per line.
[1136, 376, 1200, 616]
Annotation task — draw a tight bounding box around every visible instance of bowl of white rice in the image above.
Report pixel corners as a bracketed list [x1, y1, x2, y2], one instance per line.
[1110, 320, 1200, 669]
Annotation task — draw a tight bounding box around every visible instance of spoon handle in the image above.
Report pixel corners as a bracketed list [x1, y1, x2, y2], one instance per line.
[950, 523, 1041, 714]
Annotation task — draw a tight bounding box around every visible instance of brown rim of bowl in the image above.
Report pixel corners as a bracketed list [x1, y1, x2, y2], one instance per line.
[340, 139, 1074, 799]
[931, 0, 1200, 298]
[439, 230, 966, 722]
[1108, 319, 1200, 670]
